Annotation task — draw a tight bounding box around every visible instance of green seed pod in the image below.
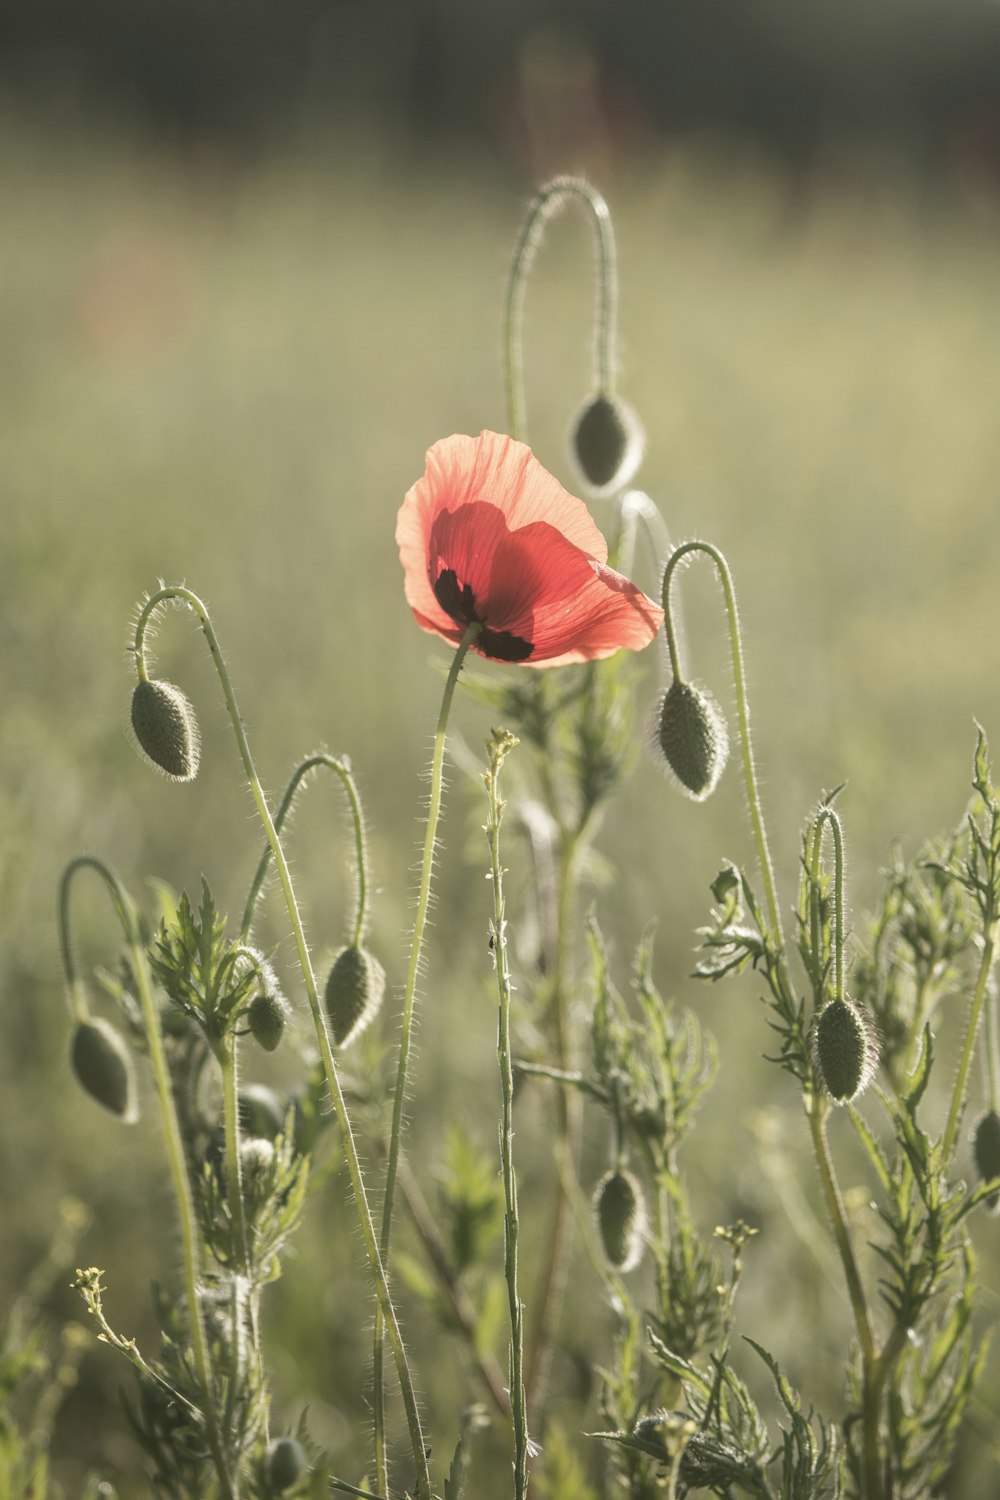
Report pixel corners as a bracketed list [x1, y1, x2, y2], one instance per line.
[264, 1435, 308, 1493]
[130, 678, 200, 781]
[324, 945, 386, 1047]
[594, 1167, 646, 1272]
[71, 1017, 138, 1123]
[570, 393, 645, 496]
[655, 679, 729, 801]
[247, 987, 290, 1053]
[813, 997, 879, 1103]
[973, 1110, 1000, 1210]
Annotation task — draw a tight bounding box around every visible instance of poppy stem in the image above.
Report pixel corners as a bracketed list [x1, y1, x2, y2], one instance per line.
[132, 586, 432, 1500]
[807, 806, 847, 1006]
[239, 753, 371, 950]
[60, 856, 236, 1499]
[660, 540, 785, 957]
[372, 622, 481, 1500]
[503, 176, 618, 442]
[485, 727, 531, 1500]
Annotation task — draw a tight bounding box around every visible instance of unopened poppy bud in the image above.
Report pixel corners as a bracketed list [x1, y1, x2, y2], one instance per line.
[324, 945, 386, 1047]
[974, 1110, 1000, 1210]
[130, 679, 200, 781]
[239, 1137, 274, 1211]
[264, 1435, 308, 1493]
[594, 1167, 646, 1272]
[570, 393, 645, 496]
[655, 679, 729, 801]
[71, 1018, 138, 1122]
[813, 998, 879, 1103]
[247, 987, 291, 1053]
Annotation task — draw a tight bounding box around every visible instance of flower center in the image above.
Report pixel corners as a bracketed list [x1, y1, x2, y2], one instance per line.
[432, 568, 534, 662]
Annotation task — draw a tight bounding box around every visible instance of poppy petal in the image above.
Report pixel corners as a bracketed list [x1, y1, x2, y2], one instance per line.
[485, 528, 662, 665]
[420, 432, 609, 557]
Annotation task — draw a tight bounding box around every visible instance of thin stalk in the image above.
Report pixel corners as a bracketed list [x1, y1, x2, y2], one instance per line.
[983, 979, 1000, 1115]
[942, 927, 998, 1164]
[372, 625, 480, 1497]
[217, 1034, 267, 1432]
[502, 176, 617, 442]
[660, 541, 785, 955]
[60, 856, 235, 1497]
[808, 806, 846, 1004]
[240, 753, 369, 948]
[524, 824, 586, 1415]
[132, 586, 431, 1500]
[659, 553, 882, 1482]
[486, 729, 530, 1500]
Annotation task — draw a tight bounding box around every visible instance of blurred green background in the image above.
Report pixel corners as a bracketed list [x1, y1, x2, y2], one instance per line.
[4, 2, 1000, 1495]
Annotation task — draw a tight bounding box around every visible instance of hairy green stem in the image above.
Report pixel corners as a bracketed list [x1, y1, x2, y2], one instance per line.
[660, 540, 785, 954]
[371, 625, 479, 1495]
[943, 927, 998, 1164]
[132, 586, 431, 1500]
[60, 856, 235, 1497]
[525, 826, 585, 1415]
[659, 551, 882, 1484]
[240, 753, 369, 948]
[808, 806, 846, 1004]
[502, 176, 617, 442]
[486, 729, 530, 1499]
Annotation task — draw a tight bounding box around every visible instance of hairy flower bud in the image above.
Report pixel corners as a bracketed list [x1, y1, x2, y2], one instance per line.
[813, 998, 879, 1103]
[594, 1167, 646, 1272]
[570, 393, 645, 496]
[247, 986, 291, 1053]
[71, 1017, 138, 1122]
[973, 1110, 1000, 1210]
[324, 945, 386, 1047]
[130, 679, 200, 781]
[264, 1435, 308, 1493]
[655, 679, 729, 801]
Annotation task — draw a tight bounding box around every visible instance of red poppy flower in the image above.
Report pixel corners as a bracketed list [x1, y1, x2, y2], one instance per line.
[396, 431, 664, 667]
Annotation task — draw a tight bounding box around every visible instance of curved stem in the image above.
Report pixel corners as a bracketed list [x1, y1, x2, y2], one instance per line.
[486, 729, 530, 1499]
[60, 856, 235, 1497]
[660, 541, 785, 955]
[943, 927, 998, 1164]
[132, 586, 431, 1500]
[58, 856, 133, 1025]
[503, 176, 618, 442]
[372, 625, 479, 1497]
[240, 753, 370, 949]
[808, 806, 846, 1005]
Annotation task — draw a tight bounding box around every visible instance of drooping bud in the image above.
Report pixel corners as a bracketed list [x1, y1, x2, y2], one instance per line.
[655, 679, 729, 801]
[812, 998, 879, 1103]
[973, 1110, 1000, 1210]
[70, 1018, 138, 1122]
[570, 393, 645, 497]
[130, 679, 200, 781]
[264, 1435, 308, 1493]
[324, 945, 386, 1047]
[247, 986, 291, 1053]
[594, 1167, 646, 1272]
